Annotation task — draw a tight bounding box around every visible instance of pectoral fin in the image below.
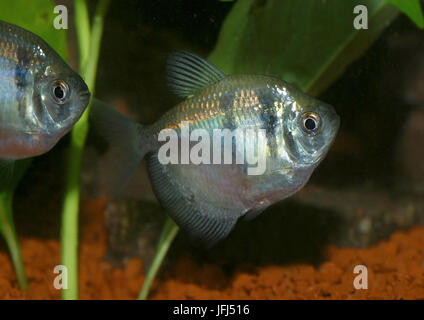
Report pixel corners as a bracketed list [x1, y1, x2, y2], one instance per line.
[147, 153, 239, 248]
[243, 206, 268, 221]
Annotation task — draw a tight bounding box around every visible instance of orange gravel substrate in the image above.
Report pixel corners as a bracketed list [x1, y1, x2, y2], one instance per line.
[0, 197, 423, 299]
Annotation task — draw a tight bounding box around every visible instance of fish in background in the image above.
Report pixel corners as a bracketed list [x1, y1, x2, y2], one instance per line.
[91, 51, 339, 247]
[0, 20, 90, 184]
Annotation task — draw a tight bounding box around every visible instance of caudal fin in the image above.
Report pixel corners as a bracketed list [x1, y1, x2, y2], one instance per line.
[90, 98, 150, 198]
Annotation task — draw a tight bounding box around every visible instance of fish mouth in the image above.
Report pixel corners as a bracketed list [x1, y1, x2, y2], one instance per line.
[80, 89, 91, 108]
[328, 112, 340, 146]
[332, 112, 341, 133]
[314, 112, 340, 163]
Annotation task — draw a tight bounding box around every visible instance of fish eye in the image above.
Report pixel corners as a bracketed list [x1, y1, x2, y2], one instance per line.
[51, 80, 70, 104]
[301, 112, 321, 135]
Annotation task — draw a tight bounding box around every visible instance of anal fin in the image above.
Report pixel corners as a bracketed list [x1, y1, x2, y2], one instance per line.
[147, 153, 238, 248]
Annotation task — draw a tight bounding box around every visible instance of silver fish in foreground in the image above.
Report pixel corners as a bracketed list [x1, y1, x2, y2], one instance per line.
[92, 51, 339, 247]
[0, 20, 90, 180]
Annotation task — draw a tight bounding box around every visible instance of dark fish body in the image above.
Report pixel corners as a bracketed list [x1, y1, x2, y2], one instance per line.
[0, 21, 90, 160]
[92, 51, 339, 247]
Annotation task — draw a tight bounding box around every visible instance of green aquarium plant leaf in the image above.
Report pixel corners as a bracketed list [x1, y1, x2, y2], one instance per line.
[0, 160, 31, 290]
[385, 0, 424, 28]
[0, 0, 67, 291]
[209, 0, 399, 96]
[138, 217, 179, 300]
[61, 0, 110, 300]
[0, 1, 67, 58]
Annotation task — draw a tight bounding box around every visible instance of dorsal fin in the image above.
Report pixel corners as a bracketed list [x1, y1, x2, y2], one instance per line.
[166, 51, 226, 99]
